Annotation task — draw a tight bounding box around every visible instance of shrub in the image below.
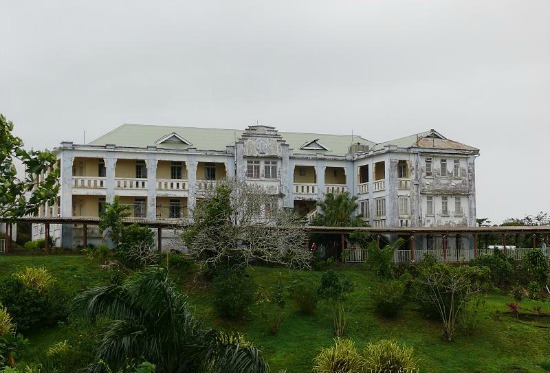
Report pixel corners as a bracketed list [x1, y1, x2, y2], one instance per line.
[365, 239, 404, 279]
[363, 339, 418, 373]
[117, 224, 157, 269]
[258, 282, 286, 335]
[523, 249, 548, 285]
[0, 306, 14, 336]
[313, 338, 363, 373]
[471, 250, 515, 287]
[372, 280, 406, 319]
[289, 282, 318, 315]
[0, 278, 69, 333]
[317, 271, 354, 337]
[23, 241, 38, 251]
[212, 269, 256, 319]
[528, 281, 542, 300]
[15, 267, 55, 293]
[511, 285, 527, 302]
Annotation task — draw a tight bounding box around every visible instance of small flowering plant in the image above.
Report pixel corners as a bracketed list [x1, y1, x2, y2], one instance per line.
[506, 302, 520, 319]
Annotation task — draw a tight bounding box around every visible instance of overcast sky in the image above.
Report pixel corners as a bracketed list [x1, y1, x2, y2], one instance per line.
[1, 0, 548, 223]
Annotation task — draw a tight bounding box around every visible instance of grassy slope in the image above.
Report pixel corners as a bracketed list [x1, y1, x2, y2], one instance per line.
[1, 255, 550, 372]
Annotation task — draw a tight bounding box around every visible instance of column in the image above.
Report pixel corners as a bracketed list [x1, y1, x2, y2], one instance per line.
[187, 158, 198, 217]
[315, 161, 326, 200]
[146, 158, 158, 220]
[105, 154, 118, 204]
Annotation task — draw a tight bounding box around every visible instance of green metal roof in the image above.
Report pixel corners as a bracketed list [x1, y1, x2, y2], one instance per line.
[89, 124, 376, 156]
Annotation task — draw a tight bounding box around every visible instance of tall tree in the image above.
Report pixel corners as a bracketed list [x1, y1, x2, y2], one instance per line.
[0, 114, 59, 220]
[71, 268, 269, 373]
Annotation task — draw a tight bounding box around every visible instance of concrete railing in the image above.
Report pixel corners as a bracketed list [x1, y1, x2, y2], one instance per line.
[358, 183, 369, 194]
[373, 180, 385, 192]
[73, 177, 106, 189]
[157, 179, 187, 191]
[397, 178, 410, 190]
[294, 183, 318, 196]
[115, 178, 148, 189]
[325, 184, 347, 194]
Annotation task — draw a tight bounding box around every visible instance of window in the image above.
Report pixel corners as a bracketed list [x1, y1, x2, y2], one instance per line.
[375, 198, 386, 218]
[98, 197, 106, 216]
[205, 163, 216, 180]
[442, 196, 448, 215]
[299, 168, 306, 176]
[425, 158, 432, 177]
[426, 196, 434, 215]
[453, 160, 460, 178]
[134, 198, 147, 218]
[398, 196, 410, 216]
[98, 160, 106, 177]
[171, 161, 183, 179]
[264, 160, 277, 179]
[169, 198, 181, 218]
[247, 160, 260, 179]
[359, 165, 369, 183]
[136, 160, 147, 179]
[360, 200, 370, 219]
[397, 160, 408, 178]
[455, 197, 462, 215]
[440, 159, 447, 177]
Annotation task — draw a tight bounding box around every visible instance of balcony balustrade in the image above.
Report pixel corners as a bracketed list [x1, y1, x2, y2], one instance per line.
[325, 184, 347, 194]
[358, 183, 369, 194]
[72, 177, 106, 189]
[373, 180, 385, 192]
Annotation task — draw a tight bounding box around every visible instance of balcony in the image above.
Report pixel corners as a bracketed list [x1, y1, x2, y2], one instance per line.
[325, 184, 347, 194]
[156, 179, 188, 192]
[196, 180, 220, 193]
[358, 183, 369, 194]
[373, 180, 385, 192]
[72, 177, 106, 189]
[294, 183, 318, 199]
[115, 178, 148, 190]
[247, 180, 281, 195]
[397, 178, 410, 190]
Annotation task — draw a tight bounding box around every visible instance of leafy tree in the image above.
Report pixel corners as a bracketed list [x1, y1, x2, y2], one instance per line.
[183, 179, 311, 270]
[71, 267, 269, 373]
[317, 271, 354, 337]
[366, 238, 405, 279]
[99, 196, 130, 247]
[415, 264, 489, 341]
[311, 192, 364, 227]
[0, 114, 59, 221]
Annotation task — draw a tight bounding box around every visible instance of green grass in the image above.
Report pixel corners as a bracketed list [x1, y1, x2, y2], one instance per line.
[2, 255, 550, 372]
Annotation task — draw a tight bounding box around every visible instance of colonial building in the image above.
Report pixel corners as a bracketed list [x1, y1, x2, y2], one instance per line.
[36, 124, 479, 250]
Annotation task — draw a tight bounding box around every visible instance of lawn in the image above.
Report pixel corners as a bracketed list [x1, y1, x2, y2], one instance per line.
[1, 254, 550, 372]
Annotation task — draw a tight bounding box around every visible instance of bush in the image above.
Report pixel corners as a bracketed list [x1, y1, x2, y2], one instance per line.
[471, 250, 515, 287]
[23, 241, 38, 251]
[363, 339, 418, 373]
[0, 306, 14, 336]
[372, 280, 406, 319]
[15, 267, 55, 293]
[0, 278, 69, 333]
[212, 269, 256, 319]
[313, 338, 363, 373]
[366, 239, 404, 279]
[523, 249, 548, 285]
[258, 282, 286, 335]
[289, 282, 318, 315]
[117, 224, 157, 269]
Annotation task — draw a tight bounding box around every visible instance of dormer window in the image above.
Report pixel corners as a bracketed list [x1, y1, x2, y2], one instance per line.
[300, 139, 329, 151]
[156, 133, 192, 145]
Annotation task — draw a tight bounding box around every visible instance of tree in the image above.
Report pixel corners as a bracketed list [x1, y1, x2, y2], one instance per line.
[182, 178, 311, 270]
[311, 192, 364, 227]
[0, 114, 59, 220]
[71, 268, 269, 373]
[416, 264, 489, 341]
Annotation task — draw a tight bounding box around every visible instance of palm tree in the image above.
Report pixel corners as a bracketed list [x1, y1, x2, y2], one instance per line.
[311, 192, 364, 227]
[71, 268, 269, 373]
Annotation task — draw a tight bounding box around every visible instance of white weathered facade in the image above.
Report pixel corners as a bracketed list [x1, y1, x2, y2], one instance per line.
[36, 124, 479, 250]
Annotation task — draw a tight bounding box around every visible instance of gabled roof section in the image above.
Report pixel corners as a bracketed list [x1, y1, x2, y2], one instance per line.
[371, 129, 478, 153]
[300, 139, 329, 151]
[155, 132, 192, 146]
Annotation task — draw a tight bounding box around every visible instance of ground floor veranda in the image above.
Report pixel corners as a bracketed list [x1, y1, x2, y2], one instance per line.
[1, 218, 549, 264]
